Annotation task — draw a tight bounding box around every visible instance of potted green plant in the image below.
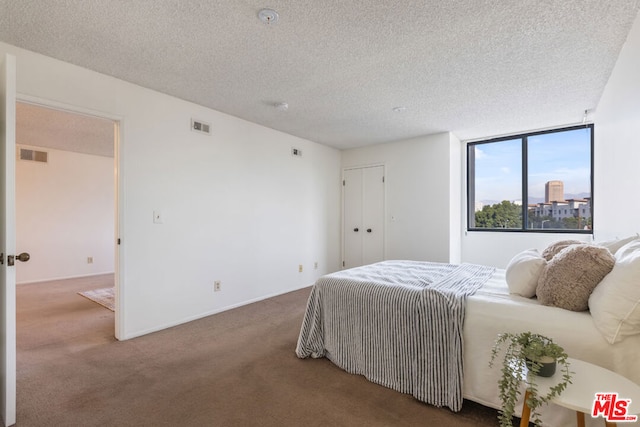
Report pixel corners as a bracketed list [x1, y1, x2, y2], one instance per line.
[489, 332, 573, 427]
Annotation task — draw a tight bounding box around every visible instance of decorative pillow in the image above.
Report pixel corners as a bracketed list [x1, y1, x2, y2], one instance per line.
[540, 239, 583, 261]
[536, 244, 615, 311]
[589, 240, 640, 344]
[505, 249, 546, 298]
[596, 234, 639, 255]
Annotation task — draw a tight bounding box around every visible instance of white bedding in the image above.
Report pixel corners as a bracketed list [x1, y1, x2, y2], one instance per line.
[463, 269, 640, 427]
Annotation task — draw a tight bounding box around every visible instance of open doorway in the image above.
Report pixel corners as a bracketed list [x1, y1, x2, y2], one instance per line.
[14, 101, 118, 331]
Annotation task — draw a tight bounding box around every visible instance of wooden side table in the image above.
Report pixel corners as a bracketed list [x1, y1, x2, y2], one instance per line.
[520, 358, 640, 427]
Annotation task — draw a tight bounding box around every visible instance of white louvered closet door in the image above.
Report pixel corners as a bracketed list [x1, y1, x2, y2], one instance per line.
[342, 165, 384, 269]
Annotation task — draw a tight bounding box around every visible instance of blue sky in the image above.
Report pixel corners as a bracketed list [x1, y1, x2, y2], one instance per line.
[473, 127, 591, 203]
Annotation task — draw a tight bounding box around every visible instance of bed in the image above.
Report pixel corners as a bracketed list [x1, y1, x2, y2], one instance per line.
[464, 268, 640, 426]
[296, 252, 640, 427]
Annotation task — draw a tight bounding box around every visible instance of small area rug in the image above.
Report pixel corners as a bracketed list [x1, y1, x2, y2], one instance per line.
[78, 287, 114, 311]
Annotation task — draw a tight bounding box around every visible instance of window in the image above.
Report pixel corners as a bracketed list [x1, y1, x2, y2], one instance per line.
[467, 125, 593, 232]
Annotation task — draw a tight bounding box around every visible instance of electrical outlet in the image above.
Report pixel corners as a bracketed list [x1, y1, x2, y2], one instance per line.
[214, 281, 221, 292]
[87, 257, 93, 264]
[314, 261, 318, 270]
[298, 264, 303, 273]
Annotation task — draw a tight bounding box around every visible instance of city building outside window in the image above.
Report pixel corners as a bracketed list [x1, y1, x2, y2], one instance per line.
[467, 125, 593, 232]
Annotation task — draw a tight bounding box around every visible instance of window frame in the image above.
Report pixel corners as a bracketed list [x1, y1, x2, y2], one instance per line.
[466, 124, 594, 234]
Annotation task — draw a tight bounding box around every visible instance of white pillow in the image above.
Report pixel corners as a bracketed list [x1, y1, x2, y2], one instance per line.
[505, 249, 546, 298]
[589, 240, 640, 344]
[596, 234, 639, 255]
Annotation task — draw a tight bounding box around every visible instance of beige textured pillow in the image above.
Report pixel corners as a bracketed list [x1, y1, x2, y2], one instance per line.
[541, 239, 583, 261]
[536, 244, 615, 311]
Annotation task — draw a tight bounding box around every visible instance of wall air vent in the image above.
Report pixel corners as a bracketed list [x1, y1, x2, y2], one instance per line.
[18, 147, 48, 163]
[191, 118, 211, 135]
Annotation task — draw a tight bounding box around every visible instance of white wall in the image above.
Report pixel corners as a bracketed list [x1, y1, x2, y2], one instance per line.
[0, 42, 342, 339]
[340, 130, 590, 269]
[594, 12, 640, 241]
[461, 231, 592, 268]
[341, 133, 460, 263]
[448, 133, 462, 264]
[461, 12, 640, 268]
[16, 146, 114, 283]
[340, 19, 640, 270]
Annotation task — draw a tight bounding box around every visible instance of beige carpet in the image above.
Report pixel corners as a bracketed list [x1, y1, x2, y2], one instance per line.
[18, 274, 503, 426]
[78, 286, 114, 311]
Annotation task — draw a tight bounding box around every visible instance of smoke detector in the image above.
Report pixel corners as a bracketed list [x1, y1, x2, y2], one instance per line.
[258, 8, 279, 24]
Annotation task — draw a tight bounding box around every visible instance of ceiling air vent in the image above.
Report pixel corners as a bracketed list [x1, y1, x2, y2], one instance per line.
[19, 148, 48, 163]
[191, 118, 211, 135]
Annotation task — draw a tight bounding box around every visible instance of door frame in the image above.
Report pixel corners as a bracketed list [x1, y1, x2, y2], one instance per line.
[16, 94, 125, 339]
[341, 163, 386, 269]
[1, 52, 17, 427]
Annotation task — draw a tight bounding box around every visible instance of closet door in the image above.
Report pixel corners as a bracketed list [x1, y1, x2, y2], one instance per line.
[342, 165, 384, 269]
[361, 166, 384, 265]
[343, 168, 364, 268]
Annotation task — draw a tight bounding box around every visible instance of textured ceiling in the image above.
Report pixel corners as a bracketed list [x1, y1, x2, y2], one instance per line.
[1, 1, 639, 150]
[16, 102, 114, 158]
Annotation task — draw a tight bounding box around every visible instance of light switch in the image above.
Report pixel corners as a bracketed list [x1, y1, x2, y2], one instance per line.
[153, 210, 163, 224]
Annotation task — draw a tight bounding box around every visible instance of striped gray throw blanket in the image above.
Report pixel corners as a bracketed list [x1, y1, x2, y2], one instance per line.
[295, 260, 495, 411]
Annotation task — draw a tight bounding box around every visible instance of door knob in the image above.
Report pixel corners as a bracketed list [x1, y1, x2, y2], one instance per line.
[353, 228, 359, 232]
[7, 252, 30, 266]
[367, 228, 372, 233]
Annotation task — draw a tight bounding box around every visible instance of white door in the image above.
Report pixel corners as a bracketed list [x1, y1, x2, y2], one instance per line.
[0, 53, 17, 427]
[361, 166, 384, 265]
[343, 168, 364, 268]
[342, 165, 384, 269]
